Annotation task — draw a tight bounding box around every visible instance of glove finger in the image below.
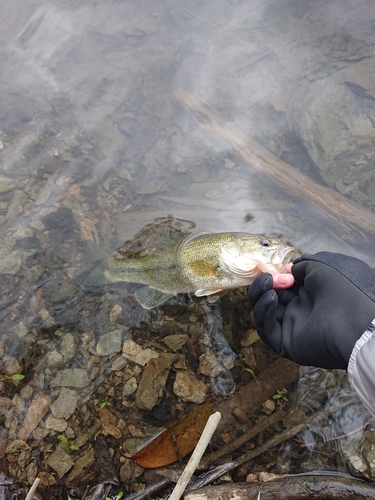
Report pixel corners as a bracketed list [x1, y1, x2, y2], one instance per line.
[277, 286, 299, 306]
[253, 289, 282, 354]
[248, 273, 273, 309]
[291, 257, 313, 284]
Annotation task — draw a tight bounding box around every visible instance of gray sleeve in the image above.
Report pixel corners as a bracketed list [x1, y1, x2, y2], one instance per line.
[348, 319, 375, 416]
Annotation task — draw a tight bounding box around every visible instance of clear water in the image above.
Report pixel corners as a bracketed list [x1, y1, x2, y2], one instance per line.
[1, 0, 375, 495]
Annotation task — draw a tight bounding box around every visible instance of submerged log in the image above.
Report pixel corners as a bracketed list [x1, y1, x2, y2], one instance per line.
[214, 357, 300, 429]
[174, 90, 375, 248]
[184, 475, 375, 500]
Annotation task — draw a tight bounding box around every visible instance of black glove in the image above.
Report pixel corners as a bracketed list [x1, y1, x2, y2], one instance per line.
[248, 252, 375, 369]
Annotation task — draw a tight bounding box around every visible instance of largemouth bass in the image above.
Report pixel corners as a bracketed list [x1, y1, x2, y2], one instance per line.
[79, 232, 296, 309]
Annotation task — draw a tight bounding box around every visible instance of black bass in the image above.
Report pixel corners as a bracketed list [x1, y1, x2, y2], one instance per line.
[79, 233, 296, 309]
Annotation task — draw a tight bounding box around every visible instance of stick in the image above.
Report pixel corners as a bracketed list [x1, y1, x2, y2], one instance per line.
[185, 474, 375, 500]
[199, 409, 285, 469]
[168, 412, 221, 500]
[25, 477, 40, 500]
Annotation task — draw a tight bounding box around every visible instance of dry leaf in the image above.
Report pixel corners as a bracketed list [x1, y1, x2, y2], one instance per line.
[129, 402, 213, 468]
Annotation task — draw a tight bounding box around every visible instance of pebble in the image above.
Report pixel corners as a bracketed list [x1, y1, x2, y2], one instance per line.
[50, 369, 89, 388]
[173, 370, 208, 404]
[18, 392, 51, 441]
[45, 415, 68, 432]
[46, 445, 74, 478]
[51, 388, 79, 419]
[135, 356, 172, 410]
[123, 377, 137, 396]
[59, 333, 77, 363]
[262, 399, 276, 415]
[0, 250, 23, 275]
[2, 356, 22, 376]
[162, 334, 189, 352]
[109, 304, 123, 324]
[241, 329, 260, 347]
[5, 439, 30, 454]
[67, 447, 95, 483]
[122, 339, 159, 366]
[198, 353, 224, 377]
[96, 329, 123, 356]
[46, 350, 64, 367]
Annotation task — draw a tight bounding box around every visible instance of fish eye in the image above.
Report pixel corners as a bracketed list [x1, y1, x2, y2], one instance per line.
[260, 239, 271, 247]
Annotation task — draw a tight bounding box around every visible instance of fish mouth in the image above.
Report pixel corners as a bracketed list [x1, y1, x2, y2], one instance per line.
[280, 246, 297, 264]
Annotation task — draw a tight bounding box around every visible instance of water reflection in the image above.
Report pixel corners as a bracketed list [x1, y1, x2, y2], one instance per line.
[1, 0, 375, 495]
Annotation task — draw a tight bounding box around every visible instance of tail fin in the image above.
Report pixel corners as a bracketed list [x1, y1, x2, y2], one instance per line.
[74, 241, 112, 289]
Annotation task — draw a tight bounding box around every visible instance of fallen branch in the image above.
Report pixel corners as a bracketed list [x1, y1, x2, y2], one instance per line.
[174, 89, 375, 249]
[199, 409, 286, 470]
[184, 474, 375, 500]
[214, 358, 300, 429]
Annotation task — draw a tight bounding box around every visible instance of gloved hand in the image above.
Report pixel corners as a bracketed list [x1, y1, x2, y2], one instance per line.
[248, 252, 375, 369]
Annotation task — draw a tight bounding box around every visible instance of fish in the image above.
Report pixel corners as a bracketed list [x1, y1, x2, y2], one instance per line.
[77, 232, 296, 309]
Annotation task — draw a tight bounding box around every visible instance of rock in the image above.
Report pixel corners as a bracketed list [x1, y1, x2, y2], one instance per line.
[26, 461, 38, 485]
[135, 356, 172, 410]
[123, 377, 137, 396]
[109, 304, 123, 324]
[96, 329, 123, 356]
[59, 333, 77, 362]
[2, 356, 22, 376]
[18, 392, 51, 441]
[50, 369, 89, 388]
[46, 350, 63, 367]
[5, 439, 30, 453]
[199, 353, 224, 377]
[50, 388, 79, 420]
[342, 429, 375, 480]
[122, 339, 159, 366]
[0, 397, 11, 416]
[262, 399, 276, 415]
[0, 250, 23, 275]
[67, 447, 95, 484]
[45, 415, 68, 432]
[241, 329, 260, 347]
[120, 461, 135, 483]
[163, 334, 189, 352]
[0, 176, 20, 193]
[99, 406, 122, 439]
[173, 370, 208, 404]
[46, 445, 74, 478]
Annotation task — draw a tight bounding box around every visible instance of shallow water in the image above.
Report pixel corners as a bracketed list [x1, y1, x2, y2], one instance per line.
[1, 0, 375, 497]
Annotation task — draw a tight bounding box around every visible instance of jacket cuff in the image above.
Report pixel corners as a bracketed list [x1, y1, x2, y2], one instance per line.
[348, 318, 375, 416]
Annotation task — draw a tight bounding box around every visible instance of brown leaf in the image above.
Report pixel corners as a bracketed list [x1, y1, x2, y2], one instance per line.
[131, 402, 213, 468]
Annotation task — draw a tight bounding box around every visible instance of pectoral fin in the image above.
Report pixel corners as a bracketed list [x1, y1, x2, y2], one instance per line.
[190, 261, 218, 278]
[135, 286, 175, 309]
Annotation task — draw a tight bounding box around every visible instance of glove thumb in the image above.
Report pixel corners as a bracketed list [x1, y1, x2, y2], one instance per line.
[252, 289, 282, 354]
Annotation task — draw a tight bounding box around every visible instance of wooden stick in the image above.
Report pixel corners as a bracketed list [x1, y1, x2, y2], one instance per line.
[168, 412, 221, 500]
[174, 89, 375, 248]
[199, 409, 285, 469]
[25, 477, 40, 500]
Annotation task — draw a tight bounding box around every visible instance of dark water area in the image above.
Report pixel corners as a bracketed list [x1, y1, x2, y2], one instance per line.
[1, 0, 375, 498]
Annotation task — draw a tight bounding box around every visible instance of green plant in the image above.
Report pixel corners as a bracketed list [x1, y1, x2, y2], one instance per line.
[272, 389, 288, 402]
[244, 368, 259, 385]
[58, 434, 79, 451]
[1, 373, 25, 382]
[106, 492, 123, 500]
[100, 401, 109, 409]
